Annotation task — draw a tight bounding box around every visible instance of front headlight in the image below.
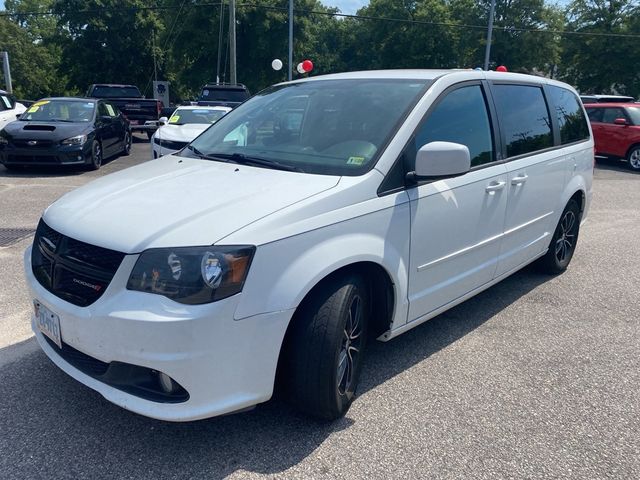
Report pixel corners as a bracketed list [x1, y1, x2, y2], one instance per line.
[126, 246, 255, 304]
[61, 134, 88, 146]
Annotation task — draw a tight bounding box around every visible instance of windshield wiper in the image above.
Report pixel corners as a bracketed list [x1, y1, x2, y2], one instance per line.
[50, 118, 75, 122]
[204, 152, 303, 172]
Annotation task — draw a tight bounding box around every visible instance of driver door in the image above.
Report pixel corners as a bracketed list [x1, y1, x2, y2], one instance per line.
[407, 82, 508, 322]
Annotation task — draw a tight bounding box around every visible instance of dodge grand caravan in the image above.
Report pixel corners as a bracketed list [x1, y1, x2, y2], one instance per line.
[25, 70, 593, 421]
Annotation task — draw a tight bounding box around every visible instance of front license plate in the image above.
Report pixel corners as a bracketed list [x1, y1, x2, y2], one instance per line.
[129, 120, 139, 125]
[34, 300, 62, 349]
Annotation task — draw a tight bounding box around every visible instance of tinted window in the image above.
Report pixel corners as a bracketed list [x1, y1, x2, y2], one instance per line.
[414, 85, 494, 167]
[493, 85, 553, 157]
[548, 86, 590, 144]
[91, 86, 141, 98]
[602, 107, 626, 124]
[586, 107, 603, 123]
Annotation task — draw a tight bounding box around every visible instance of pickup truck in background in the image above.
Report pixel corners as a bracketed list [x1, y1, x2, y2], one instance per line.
[196, 83, 250, 108]
[86, 84, 162, 138]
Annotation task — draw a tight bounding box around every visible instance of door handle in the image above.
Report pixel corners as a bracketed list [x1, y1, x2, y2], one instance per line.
[511, 174, 528, 185]
[485, 181, 506, 193]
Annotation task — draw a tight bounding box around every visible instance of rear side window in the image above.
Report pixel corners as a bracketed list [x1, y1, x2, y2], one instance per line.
[586, 107, 603, 122]
[414, 85, 494, 167]
[602, 107, 627, 124]
[548, 86, 590, 144]
[493, 84, 553, 158]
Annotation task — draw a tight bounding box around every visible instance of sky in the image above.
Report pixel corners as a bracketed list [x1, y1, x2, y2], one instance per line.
[0, 1, 370, 15]
[322, 0, 370, 15]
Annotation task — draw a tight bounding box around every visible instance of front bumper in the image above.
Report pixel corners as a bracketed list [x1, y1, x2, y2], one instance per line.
[24, 247, 294, 421]
[0, 144, 91, 166]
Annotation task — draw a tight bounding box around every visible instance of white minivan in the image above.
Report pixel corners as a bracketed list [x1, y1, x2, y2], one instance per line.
[25, 70, 593, 421]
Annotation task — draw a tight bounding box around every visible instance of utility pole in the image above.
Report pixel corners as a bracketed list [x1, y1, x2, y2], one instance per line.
[1, 52, 12, 93]
[288, 0, 293, 81]
[216, 1, 225, 84]
[229, 0, 237, 84]
[483, 0, 496, 71]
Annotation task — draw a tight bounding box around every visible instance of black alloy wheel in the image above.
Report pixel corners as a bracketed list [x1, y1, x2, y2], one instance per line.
[122, 131, 132, 156]
[284, 274, 369, 420]
[537, 199, 581, 274]
[89, 140, 102, 170]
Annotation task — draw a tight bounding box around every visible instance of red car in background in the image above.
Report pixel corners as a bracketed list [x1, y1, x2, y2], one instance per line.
[584, 103, 640, 171]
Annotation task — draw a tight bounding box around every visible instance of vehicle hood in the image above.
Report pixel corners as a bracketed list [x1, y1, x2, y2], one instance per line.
[3, 121, 92, 142]
[155, 124, 210, 142]
[43, 155, 340, 253]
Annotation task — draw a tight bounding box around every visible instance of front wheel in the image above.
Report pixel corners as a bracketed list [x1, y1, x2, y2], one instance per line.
[284, 274, 369, 420]
[627, 146, 640, 171]
[536, 199, 580, 274]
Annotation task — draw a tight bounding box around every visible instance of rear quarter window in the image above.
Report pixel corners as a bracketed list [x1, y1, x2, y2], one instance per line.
[493, 84, 553, 158]
[548, 86, 590, 144]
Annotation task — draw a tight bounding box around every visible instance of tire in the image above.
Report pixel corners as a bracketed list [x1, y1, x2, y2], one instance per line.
[284, 274, 369, 420]
[88, 140, 102, 170]
[121, 131, 132, 156]
[536, 199, 581, 274]
[627, 146, 640, 171]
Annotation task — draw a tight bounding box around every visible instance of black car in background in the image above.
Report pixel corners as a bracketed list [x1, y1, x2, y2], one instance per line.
[196, 83, 250, 108]
[0, 97, 131, 171]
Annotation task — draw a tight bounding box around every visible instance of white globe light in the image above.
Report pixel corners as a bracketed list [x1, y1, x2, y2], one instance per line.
[296, 62, 305, 74]
[271, 59, 283, 71]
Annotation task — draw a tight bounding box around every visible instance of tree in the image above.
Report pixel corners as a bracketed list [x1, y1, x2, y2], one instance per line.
[561, 0, 640, 95]
[53, 0, 163, 95]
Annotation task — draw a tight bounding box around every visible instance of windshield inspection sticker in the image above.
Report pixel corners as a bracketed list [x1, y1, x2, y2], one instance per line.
[347, 156, 365, 165]
[169, 115, 180, 123]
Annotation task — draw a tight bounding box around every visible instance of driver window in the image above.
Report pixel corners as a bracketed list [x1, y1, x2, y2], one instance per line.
[414, 85, 495, 167]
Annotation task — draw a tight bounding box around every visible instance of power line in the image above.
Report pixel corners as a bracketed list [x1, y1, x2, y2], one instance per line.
[2, 2, 640, 40]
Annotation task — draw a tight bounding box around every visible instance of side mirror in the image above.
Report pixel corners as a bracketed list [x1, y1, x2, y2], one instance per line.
[158, 116, 168, 125]
[409, 141, 471, 182]
[614, 118, 628, 126]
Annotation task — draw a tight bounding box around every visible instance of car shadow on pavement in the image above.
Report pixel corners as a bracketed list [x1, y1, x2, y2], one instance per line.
[0, 266, 549, 479]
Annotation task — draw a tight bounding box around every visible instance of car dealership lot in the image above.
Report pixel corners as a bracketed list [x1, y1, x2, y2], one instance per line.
[0, 141, 638, 478]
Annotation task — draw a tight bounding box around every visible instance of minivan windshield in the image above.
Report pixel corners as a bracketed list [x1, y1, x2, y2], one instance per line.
[20, 99, 96, 122]
[183, 79, 430, 175]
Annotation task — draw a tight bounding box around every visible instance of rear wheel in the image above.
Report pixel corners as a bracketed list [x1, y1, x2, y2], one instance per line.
[536, 199, 580, 274]
[627, 146, 640, 171]
[88, 140, 102, 170]
[284, 274, 369, 420]
[121, 131, 132, 156]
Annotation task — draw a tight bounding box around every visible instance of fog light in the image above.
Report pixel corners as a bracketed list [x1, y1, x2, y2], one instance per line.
[77, 155, 82, 160]
[158, 371, 177, 393]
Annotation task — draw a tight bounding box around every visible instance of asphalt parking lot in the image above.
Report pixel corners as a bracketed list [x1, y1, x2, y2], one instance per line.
[0, 138, 638, 479]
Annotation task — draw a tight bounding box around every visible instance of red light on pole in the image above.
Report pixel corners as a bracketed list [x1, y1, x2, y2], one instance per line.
[496, 65, 508, 72]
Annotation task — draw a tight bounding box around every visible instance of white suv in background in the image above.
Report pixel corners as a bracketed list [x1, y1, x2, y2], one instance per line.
[25, 70, 593, 421]
[0, 90, 26, 131]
